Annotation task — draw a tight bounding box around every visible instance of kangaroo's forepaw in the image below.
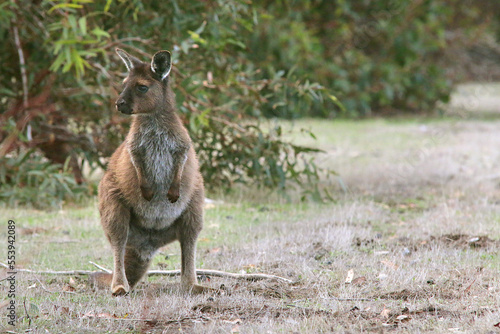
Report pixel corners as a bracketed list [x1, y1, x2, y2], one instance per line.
[167, 187, 179, 203]
[140, 185, 154, 201]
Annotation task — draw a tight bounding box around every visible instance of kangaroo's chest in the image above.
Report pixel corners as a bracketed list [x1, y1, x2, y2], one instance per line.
[132, 128, 178, 186]
[128, 132, 186, 229]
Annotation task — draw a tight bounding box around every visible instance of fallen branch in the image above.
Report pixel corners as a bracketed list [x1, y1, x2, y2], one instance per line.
[0, 262, 294, 283]
[89, 261, 112, 274]
[147, 269, 294, 283]
[33, 277, 76, 294]
[0, 262, 96, 275]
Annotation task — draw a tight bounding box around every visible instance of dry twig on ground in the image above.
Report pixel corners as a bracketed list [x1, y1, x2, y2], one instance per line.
[0, 262, 294, 283]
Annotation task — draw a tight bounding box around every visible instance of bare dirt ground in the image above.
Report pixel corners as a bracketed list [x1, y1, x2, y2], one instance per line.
[1, 84, 500, 333]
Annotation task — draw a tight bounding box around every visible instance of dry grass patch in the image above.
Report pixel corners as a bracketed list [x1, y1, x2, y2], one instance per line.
[2, 111, 500, 332]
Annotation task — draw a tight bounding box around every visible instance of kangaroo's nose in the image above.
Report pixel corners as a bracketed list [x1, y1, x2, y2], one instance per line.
[116, 99, 132, 114]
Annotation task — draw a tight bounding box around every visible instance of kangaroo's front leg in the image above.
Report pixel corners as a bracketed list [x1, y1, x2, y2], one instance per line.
[130, 151, 154, 201]
[167, 149, 188, 203]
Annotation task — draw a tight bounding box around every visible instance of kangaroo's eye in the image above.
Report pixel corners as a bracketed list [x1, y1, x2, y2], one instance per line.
[137, 85, 149, 93]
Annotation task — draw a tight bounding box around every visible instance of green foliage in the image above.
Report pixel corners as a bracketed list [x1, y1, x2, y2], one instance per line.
[47, 0, 110, 78]
[247, 0, 493, 117]
[327, 0, 452, 115]
[0, 150, 88, 209]
[193, 119, 334, 199]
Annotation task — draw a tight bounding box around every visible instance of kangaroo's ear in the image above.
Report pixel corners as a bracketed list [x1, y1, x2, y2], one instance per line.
[151, 50, 172, 81]
[116, 48, 141, 71]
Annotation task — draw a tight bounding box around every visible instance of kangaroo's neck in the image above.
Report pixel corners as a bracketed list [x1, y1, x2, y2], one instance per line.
[127, 106, 189, 152]
[130, 89, 183, 137]
[129, 114, 179, 149]
[135, 110, 178, 130]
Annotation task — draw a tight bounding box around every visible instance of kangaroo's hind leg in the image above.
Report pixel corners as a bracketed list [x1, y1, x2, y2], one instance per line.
[97, 175, 131, 296]
[176, 186, 213, 294]
[123, 245, 154, 290]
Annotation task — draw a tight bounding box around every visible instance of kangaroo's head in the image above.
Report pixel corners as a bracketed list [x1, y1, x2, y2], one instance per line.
[115, 49, 172, 115]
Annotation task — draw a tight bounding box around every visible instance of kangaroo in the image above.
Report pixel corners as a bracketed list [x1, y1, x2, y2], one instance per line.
[93, 48, 208, 296]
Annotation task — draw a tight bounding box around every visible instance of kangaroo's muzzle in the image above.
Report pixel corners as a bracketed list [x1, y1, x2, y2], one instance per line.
[116, 99, 133, 115]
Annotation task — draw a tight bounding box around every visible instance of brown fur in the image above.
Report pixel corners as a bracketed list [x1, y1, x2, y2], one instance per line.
[93, 49, 209, 296]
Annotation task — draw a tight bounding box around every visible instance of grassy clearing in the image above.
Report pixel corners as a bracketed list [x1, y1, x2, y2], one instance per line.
[2, 104, 500, 332]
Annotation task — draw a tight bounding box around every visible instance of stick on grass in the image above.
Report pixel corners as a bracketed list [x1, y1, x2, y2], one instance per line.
[0, 262, 294, 283]
[89, 261, 112, 274]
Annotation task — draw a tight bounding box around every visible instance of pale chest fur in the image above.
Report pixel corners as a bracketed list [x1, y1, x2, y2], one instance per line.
[127, 117, 188, 229]
[129, 120, 180, 189]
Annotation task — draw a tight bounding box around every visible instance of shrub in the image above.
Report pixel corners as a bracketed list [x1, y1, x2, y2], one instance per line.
[246, 0, 494, 117]
[0, 149, 89, 209]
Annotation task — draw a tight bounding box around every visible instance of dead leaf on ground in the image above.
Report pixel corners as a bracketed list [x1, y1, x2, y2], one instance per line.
[63, 284, 76, 292]
[352, 276, 367, 285]
[69, 277, 77, 286]
[396, 314, 410, 322]
[380, 306, 391, 319]
[345, 269, 354, 284]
